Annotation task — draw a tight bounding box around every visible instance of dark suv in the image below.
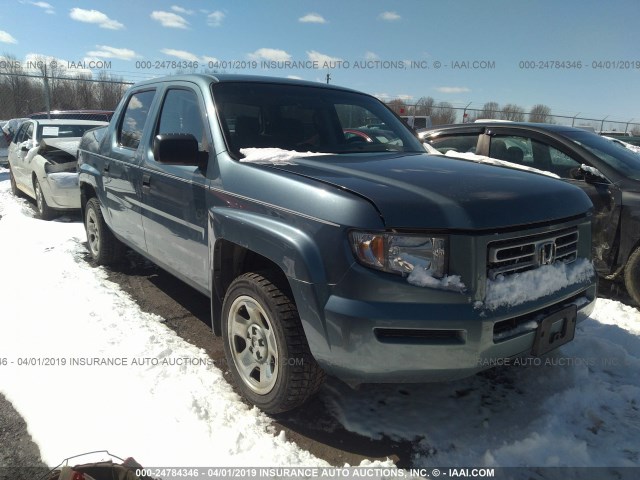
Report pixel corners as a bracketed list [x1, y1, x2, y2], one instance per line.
[421, 122, 640, 305]
[77, 76, 597, 413]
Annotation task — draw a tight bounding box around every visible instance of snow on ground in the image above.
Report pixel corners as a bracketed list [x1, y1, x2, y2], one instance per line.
[0, 166, 639, 477]
[0, 168, 329, 468]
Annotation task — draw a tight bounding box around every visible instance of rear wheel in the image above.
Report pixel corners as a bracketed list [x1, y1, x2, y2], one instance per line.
[222, 271, 325, 414]
[84, 197, 124, 265]
[34, 178, 55, 220]
[624, 247, 640, 306]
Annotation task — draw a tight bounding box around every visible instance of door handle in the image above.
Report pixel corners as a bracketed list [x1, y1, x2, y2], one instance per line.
[142, 173, 151, 192]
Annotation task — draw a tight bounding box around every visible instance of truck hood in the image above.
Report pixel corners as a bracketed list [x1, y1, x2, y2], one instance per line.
[269, 152, 592, 230]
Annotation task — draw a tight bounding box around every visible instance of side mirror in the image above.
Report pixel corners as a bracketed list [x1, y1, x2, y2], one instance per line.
[579, 164, 609, 184]
[153, 133, 200, 166]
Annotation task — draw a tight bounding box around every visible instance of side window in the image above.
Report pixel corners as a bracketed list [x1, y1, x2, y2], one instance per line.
[14, 123, 30, 144]
[490, 135, 581, 177]
[119, 90, 156, 150]
[428, 133, 480, 154]
[489, 135, 532, 165]
[548, 147, 581, 178]
[25, 123, 34, 141]
[157, 89, 207, 150]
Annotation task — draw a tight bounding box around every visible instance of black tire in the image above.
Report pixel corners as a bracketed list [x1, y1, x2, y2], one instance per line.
[221, 271, 325, 414]
[9, 167, 21, 197]
[84, 197, 124, 265]
[624, 247, 640, 306]
[34, 178, 56, 220]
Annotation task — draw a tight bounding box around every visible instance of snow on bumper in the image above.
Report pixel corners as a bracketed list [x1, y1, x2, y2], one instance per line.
[297, 262, 596, 386]
[480, 258, 595, 310]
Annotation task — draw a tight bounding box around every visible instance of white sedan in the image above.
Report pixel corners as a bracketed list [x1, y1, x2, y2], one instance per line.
[8, 119, 107, 219]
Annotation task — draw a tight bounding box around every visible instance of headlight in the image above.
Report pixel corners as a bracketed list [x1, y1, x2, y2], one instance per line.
[349, 231, 447, 277]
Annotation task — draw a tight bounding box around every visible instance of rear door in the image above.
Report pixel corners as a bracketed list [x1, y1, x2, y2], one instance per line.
[104, 89, 157, 251]
[139, 83, 211, 294]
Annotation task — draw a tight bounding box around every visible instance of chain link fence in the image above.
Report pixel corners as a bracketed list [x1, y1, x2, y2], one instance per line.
[386, 103, 640, 135]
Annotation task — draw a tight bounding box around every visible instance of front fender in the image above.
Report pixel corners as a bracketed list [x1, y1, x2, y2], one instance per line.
[209, 206, 336, 354]
[210, 206, 329, 285]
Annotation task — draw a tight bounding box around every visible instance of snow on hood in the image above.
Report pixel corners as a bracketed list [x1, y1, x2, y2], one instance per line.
[445, 150, 560, 179]
[240, 147, 329, 165]
[479, 258, 595, 310]
[603, 136, 640, 154]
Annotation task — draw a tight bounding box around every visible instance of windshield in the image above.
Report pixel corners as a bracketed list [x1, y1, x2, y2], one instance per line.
[37, 124, 101, 139]
[212, 82, 424, 156]
[563, 130, 640, 180]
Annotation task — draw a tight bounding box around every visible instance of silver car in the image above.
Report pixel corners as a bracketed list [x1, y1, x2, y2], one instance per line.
[7, 119, 107, 219]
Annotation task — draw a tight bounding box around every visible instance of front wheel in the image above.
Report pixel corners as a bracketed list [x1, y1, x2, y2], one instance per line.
[222, 272, 325, 414]
[624, 247, 640, 306]
[84, 197, 124, 265]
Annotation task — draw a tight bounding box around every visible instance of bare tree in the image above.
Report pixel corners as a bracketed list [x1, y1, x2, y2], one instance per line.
[528, 104, 551, 123]
[501, 103, 525, 121]
[415, 96, 434, 116]
[431, 102, 457, 125]
[0, 53, 33, 117]
[479, 101, 500, 120]
[72, 75, 96, 110]
[95, 71, 127, 110]
[386, 98, 408, 116]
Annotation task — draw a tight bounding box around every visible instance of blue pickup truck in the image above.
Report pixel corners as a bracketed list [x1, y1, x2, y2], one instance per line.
[78, 74, 597, 413]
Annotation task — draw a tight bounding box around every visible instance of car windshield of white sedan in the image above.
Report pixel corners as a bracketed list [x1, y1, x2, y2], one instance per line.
[564, 130, 640, 180]
[37, 124, 98, 139]
[213, 82, 425, 157]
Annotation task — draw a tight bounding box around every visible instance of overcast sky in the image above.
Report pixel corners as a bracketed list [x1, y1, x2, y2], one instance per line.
[1, 0, 639, 123]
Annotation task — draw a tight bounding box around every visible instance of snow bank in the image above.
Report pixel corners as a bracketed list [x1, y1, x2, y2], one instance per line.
[445, 150, 560, 178]
[240, 148, 329, 165]
[480, 258, 594, 310]
[0, 179, 328, 468]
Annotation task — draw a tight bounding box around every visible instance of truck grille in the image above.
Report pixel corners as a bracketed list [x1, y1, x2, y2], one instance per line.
[488, 227, 578, 279]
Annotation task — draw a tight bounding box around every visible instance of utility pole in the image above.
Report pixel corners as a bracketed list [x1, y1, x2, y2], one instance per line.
[42, 62, 51, 118]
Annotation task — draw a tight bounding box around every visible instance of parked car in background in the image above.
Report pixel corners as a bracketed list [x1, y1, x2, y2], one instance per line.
[1, 118, 29, 166]
[8, 119, 108, 219]
[343, 127, 402, 145]
[29, 110, 115, 122]
[421, 122, 640, 305]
